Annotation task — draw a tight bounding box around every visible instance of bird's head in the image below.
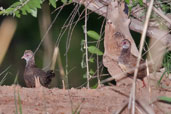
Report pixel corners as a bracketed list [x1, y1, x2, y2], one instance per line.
[21, 50, 34, 64]
[121, 39, 131, 50]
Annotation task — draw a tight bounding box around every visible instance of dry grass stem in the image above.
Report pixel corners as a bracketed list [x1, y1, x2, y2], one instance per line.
[84, 7, 90, 88]
[34, 5, 64, 56]
[146, 60, 152, 105]
[51, 47, 59, 70]
[114, 101, 128, 114]
[130, 0, 155, 113]
[57, 50, 67, 88]
[152, 5, 171, 25]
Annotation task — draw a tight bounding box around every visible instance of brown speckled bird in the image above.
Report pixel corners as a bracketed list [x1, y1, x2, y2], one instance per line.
[22, 50, 55, 88]
[118, 39, 146, 86]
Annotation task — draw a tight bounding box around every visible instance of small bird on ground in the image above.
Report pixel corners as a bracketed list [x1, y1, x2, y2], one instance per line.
[22, 50, 55, 88]
[118, 39, 147, 86]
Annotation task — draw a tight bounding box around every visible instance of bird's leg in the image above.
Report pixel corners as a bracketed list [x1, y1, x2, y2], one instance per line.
[62, 80, 66, 90]
[142, 79, 146, 88]
[35, 77, 41, 88]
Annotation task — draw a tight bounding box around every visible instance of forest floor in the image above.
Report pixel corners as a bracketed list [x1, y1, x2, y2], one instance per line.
[0, 73, 171, 114]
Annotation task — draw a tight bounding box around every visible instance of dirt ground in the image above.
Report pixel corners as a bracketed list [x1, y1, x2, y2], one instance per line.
[0, 75, 171, 114]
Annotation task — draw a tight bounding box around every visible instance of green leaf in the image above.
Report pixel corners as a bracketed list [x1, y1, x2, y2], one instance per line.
[15, 10, 21, 18]
[89, 58, 94, 63]
[158, 96, 171, 103]
[128, 5, 132, 13]
[24, 5, 31, 13]
[5, 8, 14, 14]
[68, 0, 72, 3]
[132, 0, 137, 6]
[88, 46, 103, 55]
[87, 30, 100, 40]
[30, 8, 37, 17]
[21, 9, 27, 15]
[49, 0, 56, 8]
[83, 73, 87, 79]
[0, 0, 43, 17]
[10, 2, 21, 8]
[90, 69, 95, 75]
[138, 0, 143, 6]
[125, 0, 129, 4]
[21, 6, 28, 15]
[27, 1, 35, 9]
[157, 70, 166, 85]
[31, 0, 41, 8]
[28, 0, 42, 9]
[61, 0, 67, 4]
[91, 83, 98, 89]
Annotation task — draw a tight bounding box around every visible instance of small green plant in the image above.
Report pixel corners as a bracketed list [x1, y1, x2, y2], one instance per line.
[13, 72, 23, 114]
[158, 51, 171, 85]
[158, 96, 171, 103]
[0, 66, 11, 85]
[81, 29, 103, 87]
[14, 88, 23, 114]
[163, 52, 171, 73]
[0, 72, 8, 85]
[72, 98, 84, 114]
[18, 90, 23, 114]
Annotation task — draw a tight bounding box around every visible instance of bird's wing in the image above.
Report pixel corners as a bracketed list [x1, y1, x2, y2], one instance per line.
[31, 67, 48, 86]
[118, 62, 127, 72]
[32, 67, 54, 87]
[24, 68, 37, 87]
[32, 67, 46, 77]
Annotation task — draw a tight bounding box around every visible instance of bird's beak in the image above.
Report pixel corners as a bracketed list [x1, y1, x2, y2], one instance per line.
[21, 55, 25, 59]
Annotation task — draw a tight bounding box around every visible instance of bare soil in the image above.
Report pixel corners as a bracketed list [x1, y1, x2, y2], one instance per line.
[0, 76, 171, 114]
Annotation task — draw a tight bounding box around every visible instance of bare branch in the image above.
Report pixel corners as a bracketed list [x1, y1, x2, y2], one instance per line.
[72, 0, 171, 47]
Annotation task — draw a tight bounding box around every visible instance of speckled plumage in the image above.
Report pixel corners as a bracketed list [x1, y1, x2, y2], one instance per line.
[118, 39, 146, 84]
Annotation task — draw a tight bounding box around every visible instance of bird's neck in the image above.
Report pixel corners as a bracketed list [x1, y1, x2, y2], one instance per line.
[120, 48, 131, 57]
[26, 57, 35, 68]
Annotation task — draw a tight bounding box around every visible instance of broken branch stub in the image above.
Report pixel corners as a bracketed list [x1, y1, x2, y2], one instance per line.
[107, 1, 139, 56]
[103, 1, 139, 80]
[103, 21, 122, 77]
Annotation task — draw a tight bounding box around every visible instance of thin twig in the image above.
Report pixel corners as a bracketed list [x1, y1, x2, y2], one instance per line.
[114, 101, 128, 114]
[72, 0, 171, 46]
[55, 4, 81, 47]
[0, 65, 11, 76]
[57, 51, 67, 88]
[51, 47, 59, 70]
[13, 0, 30, 14]
[146, 3, 171, 25]
[65, 4, 81, 55]
[34, 4, 64, 56]
[84, 7, 90, 88]
[153, 6, 171, 25]
[130, 0, 155, 113]
[101, 60, 153, 84]
[146, 59, 152, 106]
[96, 18, 106, 87]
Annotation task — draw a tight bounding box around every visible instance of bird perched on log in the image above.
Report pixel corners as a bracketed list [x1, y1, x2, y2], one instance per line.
[118, 39, 147, 86]
[22, 50, 55, 88]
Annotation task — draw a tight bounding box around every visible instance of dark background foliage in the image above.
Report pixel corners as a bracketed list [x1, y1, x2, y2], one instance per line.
[0, 0, 106, 88]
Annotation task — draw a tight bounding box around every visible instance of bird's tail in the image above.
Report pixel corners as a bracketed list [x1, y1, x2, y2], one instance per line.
[46, 70, 55, 78]
[45, 70, 55, 85]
